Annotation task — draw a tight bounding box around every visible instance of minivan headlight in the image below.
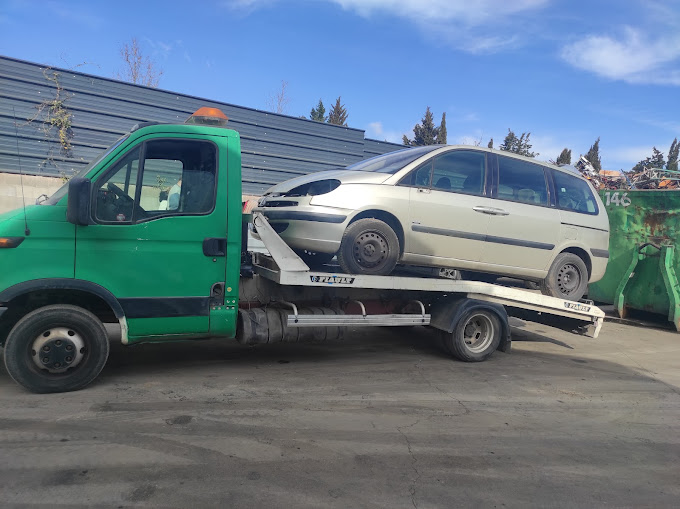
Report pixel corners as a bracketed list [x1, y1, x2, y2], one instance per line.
[285, 179, 341, 197]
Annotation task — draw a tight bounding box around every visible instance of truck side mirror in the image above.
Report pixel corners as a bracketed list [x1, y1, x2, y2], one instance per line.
[66, 177, 92, 226]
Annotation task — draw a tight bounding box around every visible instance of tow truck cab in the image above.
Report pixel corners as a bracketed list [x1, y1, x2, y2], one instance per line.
[0, 109, 243, 346]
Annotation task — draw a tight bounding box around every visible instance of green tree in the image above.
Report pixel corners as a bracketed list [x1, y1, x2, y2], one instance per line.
[327, 96, 348, 126]
[632, 147, 666, 172]
[499, 129, 537, 157]
[666, 138, 678, 171]
[584, 137, 602, 173]
[487, 138, 493, 149]
[403, 106, 441, 146]
[650, 147, 666, 168]
[556, 148, 572, 165]
[310, 99, 326, 122]
[435, 112, 447, 144]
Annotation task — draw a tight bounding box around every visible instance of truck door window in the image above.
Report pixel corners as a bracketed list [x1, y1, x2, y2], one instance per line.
[93, 139, 218, 224]
[94, 146, 141, 223]
[139, 139, 217, 219]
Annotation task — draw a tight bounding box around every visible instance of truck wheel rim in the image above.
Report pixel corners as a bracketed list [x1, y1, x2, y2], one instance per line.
[31, 327, 86, 374]
[353, 231, 388, 268]
[463, 314, 494, 353]
[557, 263, 581, 295]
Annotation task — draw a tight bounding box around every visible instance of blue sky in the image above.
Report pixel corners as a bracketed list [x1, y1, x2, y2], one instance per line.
[2, 0, 679, 170]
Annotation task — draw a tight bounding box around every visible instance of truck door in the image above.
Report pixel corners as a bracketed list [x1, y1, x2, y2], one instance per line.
[75, 136, 227, 339]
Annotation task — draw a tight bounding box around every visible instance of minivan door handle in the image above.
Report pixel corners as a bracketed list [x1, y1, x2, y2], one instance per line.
[472, 206, 509, 216]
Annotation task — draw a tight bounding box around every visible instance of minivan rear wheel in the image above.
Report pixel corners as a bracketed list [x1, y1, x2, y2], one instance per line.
[337, 218, 400, 275]
[541, 253, 589, 301]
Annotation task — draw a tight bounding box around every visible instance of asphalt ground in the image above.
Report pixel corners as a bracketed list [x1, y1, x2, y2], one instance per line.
[0, 318, 678, 508]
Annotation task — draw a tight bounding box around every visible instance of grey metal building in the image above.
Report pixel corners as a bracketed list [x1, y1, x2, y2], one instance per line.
[0, 56, 404, 195]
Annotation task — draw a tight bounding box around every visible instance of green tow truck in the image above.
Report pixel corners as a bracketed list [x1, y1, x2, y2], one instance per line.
[0, 108, 605, 393]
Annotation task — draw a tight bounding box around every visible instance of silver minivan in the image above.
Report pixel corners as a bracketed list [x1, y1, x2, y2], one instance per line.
[254, 145, 609, 301]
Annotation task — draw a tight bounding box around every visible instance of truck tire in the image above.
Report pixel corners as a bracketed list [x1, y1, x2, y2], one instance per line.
[441, 308, 501, 362]
[540, 252, 589, 301]
[337, 218, 400, 275]
[4, 305, 110, 394]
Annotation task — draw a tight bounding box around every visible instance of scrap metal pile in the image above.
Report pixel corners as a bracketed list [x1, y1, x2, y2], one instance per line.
[570, 156, 680, 190]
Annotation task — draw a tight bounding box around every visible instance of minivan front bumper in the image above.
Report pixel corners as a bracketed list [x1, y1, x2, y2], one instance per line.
[252, 205, 351, 254]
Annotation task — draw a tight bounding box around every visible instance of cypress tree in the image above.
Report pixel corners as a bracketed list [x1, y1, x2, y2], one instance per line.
[500, 129, 518, 152]
[487, 138, 493, 149]
[436, 112, 447, 145]
[667, 138, 679, 171]
[556, 148, 572, 165]
[404, 106, 438, 146]
[650, 147, 666, 169]
[584, 137, 602, 172]
[310, 99, 326, 122]
[327, 96, 348, 126]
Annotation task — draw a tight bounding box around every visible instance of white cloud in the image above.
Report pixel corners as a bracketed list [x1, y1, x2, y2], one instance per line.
[224, 0, 548, 53]
[144, 38, 174, 60]
[560, 26, 680, 85]
[335, 0, 550, 53]
[221, 0, 277, 15]
[332, 0, 547, 26]
[366, 121, 407, 143]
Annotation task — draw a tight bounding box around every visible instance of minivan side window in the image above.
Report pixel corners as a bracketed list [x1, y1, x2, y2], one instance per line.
[94, 139, 217, 223]
[553, 170, 598, 214]
[496, 155, 548, 206]
[430, 151, 485, 195]
[398, 151, 485, 194]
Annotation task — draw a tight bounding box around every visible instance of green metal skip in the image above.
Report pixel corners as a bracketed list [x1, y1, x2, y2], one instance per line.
[588, 190, 680, 331]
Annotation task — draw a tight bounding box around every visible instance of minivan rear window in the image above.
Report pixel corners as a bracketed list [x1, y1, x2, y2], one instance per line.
[553, 170, 599, 214]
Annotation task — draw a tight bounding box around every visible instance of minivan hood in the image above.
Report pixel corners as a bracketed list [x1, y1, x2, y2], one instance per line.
[263, 170, 391, 195]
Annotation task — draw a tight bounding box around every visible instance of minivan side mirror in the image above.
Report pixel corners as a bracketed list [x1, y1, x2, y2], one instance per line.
[66, 177, 92, 226]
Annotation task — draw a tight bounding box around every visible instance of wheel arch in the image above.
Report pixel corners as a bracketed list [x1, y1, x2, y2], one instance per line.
[559, 246, 592, 278]
[0, 279, 125, 346]
[348, 209, 405, 255]
[429, 297, 511, 353]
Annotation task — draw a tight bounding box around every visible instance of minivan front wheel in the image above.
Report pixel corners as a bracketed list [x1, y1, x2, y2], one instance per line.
[337, 218, 400, 275]
[541, 253, 589, 301]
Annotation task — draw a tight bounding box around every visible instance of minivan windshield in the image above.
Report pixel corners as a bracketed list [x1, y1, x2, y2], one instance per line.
[43, 134, 129, 205]
[345, 145, 440, 174]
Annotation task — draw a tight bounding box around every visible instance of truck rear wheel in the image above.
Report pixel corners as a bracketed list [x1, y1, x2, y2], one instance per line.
[4, 305, 110, 394]
[441, 308, 501, 362]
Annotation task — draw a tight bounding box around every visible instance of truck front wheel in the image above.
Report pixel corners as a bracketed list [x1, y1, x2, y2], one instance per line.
[441, 308, 501, 362]
[4, 305, 110, 393]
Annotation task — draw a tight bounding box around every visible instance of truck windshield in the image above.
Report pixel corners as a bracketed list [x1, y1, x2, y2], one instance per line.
[344, 146, 440, 174]
[43, 135, 129, 205]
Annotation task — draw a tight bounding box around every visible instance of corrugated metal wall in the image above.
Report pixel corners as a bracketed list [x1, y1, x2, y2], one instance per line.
[0, 56, 405, 195]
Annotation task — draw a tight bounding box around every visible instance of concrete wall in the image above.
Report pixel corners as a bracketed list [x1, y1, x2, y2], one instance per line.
[0, 173, 63, 214]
